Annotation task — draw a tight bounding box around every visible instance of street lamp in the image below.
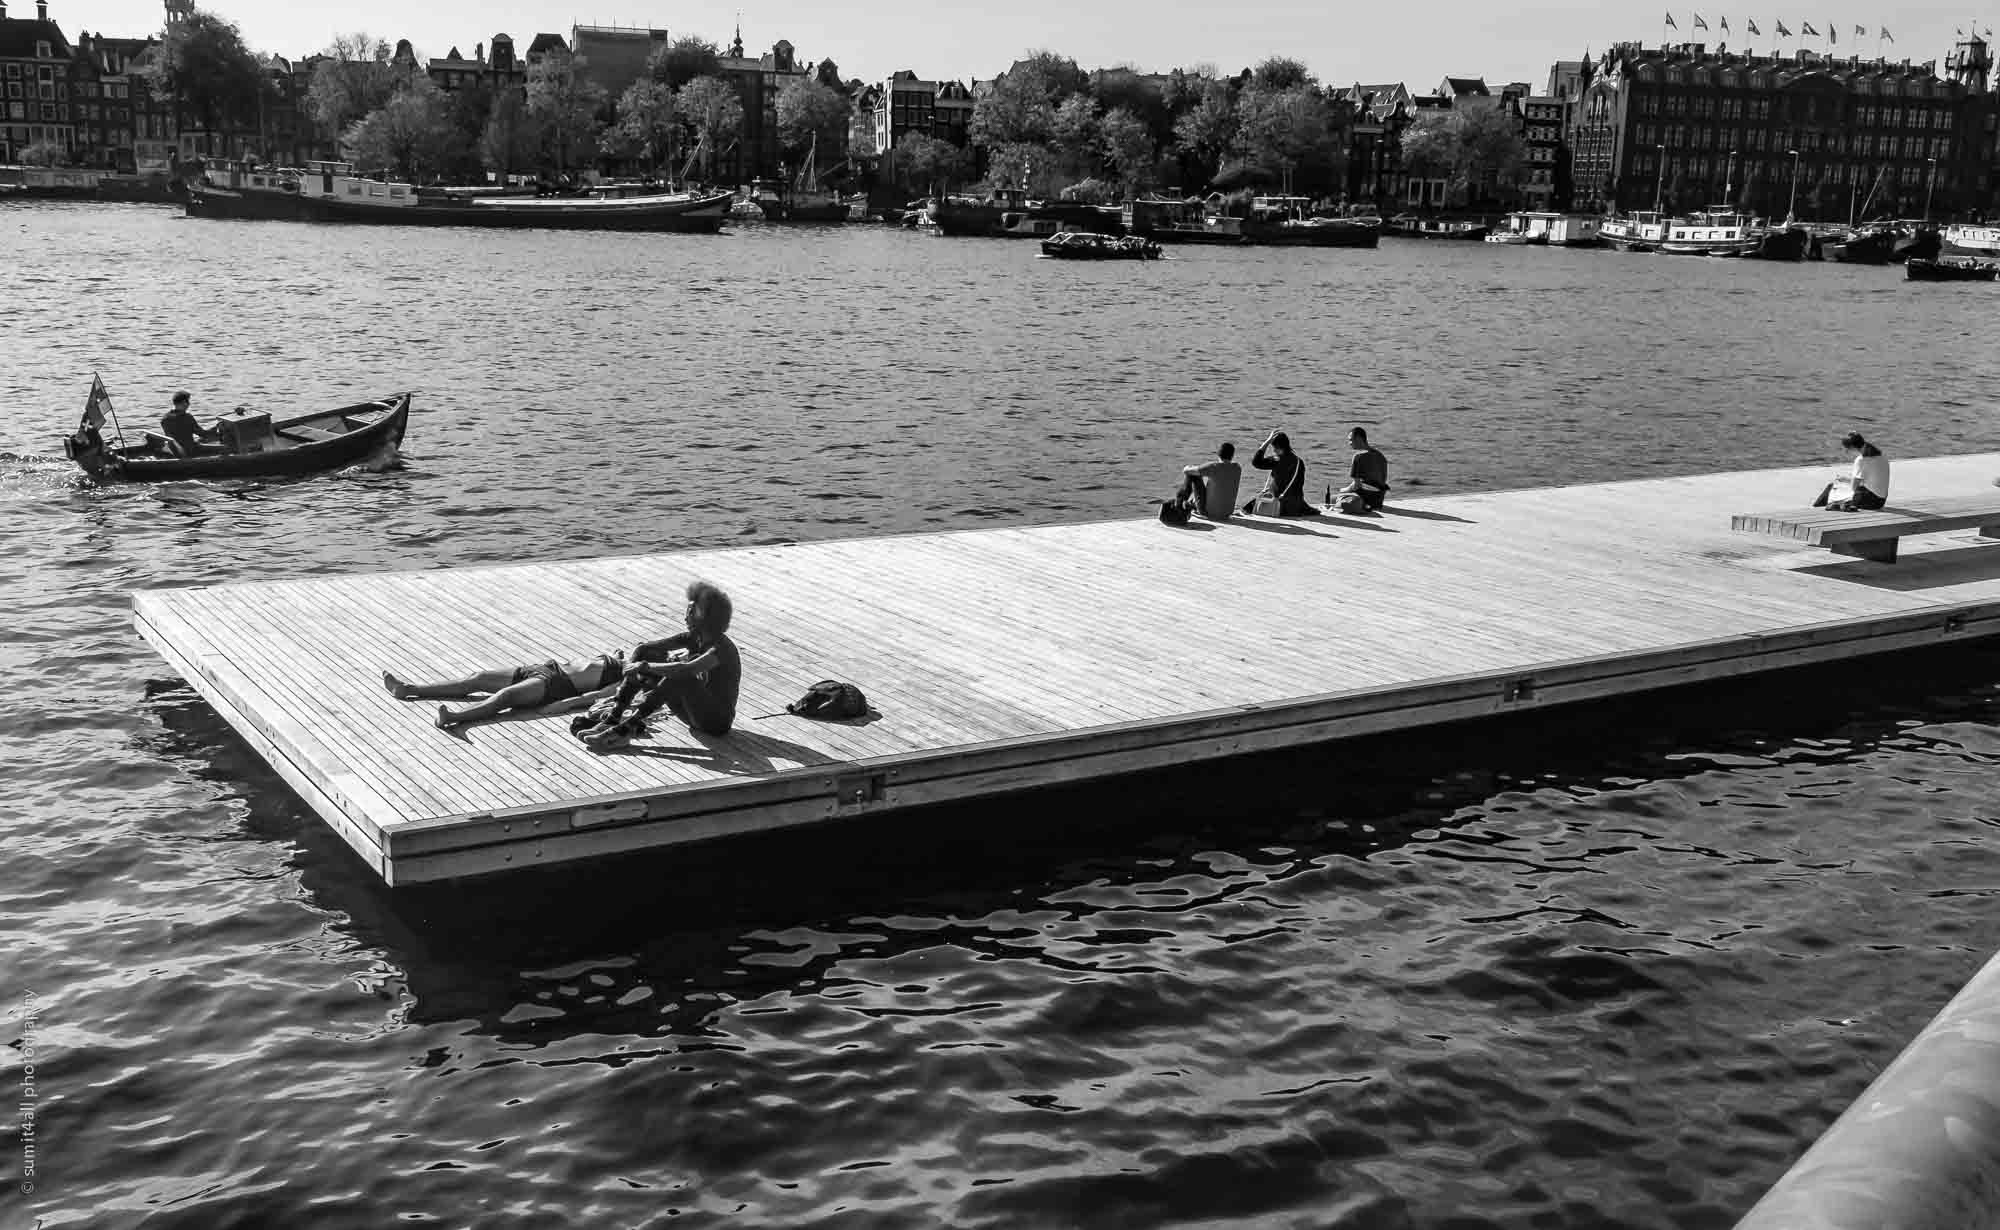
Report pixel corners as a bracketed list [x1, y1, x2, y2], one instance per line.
[1786, 148, 1801, 223]
[1723, 149, 1737, 206]
[1924, 157, 1938, 223]
[1654, 143, 1666, 213]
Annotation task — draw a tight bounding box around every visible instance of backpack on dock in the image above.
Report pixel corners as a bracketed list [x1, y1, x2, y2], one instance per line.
[786, 679, 869, 720]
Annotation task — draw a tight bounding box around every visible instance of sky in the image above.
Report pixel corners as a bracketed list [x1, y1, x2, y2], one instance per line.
[37, 0, 1995, 95]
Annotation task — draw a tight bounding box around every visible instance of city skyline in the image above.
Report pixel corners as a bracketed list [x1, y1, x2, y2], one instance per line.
[31, 0, 1992, 95]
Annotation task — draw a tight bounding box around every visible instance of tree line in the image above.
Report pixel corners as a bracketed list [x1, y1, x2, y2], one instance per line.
[140, 8, 1531, 205]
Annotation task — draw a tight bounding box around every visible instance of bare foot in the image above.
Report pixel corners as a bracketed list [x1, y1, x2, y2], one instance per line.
[435, 704, 460, 730]
[383, 671, 417, 700]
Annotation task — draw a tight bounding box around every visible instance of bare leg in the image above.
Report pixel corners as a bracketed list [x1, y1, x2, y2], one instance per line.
[385, 668, 517, 700]
[437, 677, 550, 728]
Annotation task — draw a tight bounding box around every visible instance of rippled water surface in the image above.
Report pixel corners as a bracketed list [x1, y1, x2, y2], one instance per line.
[6, 202, 2000, 1228]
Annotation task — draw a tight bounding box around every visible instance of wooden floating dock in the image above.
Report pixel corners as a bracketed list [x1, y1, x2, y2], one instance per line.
[135, 452, 2000, 885]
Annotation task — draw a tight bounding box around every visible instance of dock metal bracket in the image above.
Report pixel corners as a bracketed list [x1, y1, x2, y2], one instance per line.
[834, 772, 887, 807]
[1503, 678, 1538, 703]
[1944, 614, 1968, 636]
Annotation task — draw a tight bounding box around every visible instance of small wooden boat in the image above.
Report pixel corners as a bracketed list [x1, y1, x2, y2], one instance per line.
[64, 390, 412, 482]
[1040, 231, 1161, 260]
[1905, 258, 1999, 283]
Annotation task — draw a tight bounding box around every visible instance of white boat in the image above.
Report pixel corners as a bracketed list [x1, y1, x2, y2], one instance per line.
[1484, 213, 1548, 245]
[1941, 223, 2000, 260]
[1602, 210, 1669, 252]
[1657, 208, 1761, 257]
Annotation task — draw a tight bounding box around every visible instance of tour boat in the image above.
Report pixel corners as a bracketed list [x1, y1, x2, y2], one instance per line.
[1038, 231, 1162, 260]
[1601, 210, 1669, 252]
[1905, 257, 1999, 283]
[1656, 208, 1761, 257]
[186, 160, 730, 233]
[64, 389, 412, 482]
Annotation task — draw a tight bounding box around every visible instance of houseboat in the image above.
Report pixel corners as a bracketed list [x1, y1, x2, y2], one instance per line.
[1656, 208, 1761, 257]
[1384, 214, 1490, 240]
[1601, 210, 1669, 252]
[1483, 214, 1549, 245]
[1126, 197, 1247, 245]
[934, 193, 1123, 239]
[1942, 223, 2000, 260]
[186, 159, 731, 232]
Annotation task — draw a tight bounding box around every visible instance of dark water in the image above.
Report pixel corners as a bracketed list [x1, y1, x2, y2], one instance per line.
[6, 201, 2000, 1228]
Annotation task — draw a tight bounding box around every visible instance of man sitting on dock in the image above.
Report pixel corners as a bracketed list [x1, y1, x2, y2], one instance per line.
[1173, 441, 1241, 520]
[1331, 427, 1390, 514]
[386, 654, 629, 729]
[578, 580, 741, 749]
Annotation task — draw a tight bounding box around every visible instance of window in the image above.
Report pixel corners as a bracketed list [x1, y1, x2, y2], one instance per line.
[3, 64, 16, 77]
[39, 103, 54, 120]
[4, 83, 16, 98]
[36, 41, 52, 58]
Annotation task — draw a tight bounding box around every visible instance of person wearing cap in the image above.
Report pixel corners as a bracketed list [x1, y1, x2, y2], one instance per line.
[158, 391, 220, 457]
[1812, 431, 1889, 511]
[1243, 429, 1312, 516]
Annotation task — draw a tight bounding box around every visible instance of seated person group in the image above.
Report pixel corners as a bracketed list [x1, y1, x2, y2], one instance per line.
[1170, 427, 1389, 520]
[383, 580, 741, 749]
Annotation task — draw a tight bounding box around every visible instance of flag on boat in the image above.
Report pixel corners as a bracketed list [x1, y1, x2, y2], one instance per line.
[1800, 21, 1818, 36]
[82, 375, 111, 429]
[1881, 27, 1892, 42]
[1692, 13, 1708, 29]
[1663, 11, 1677, 28]
[1776, 19, 1792, 36]
[1747, 17, 1760, 33]
[1720, 15, 1729, 31]
[1854, 24, 1866, 36]
[1827, 22, 1836, 43]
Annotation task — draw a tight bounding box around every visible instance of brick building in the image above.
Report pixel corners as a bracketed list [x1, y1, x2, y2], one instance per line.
[714, 30, 809, 184]
[871, 70, 974, 156]
[1572, 40, 1996, 220]
[1341, 82, 1413, 207]
[0, 0, 75, 163]
[569, 23, 667, 104]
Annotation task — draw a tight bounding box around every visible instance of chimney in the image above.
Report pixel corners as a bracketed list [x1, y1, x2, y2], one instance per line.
[38, 0, 47, 20]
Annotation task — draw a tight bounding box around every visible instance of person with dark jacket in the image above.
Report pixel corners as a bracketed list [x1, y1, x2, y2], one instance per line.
[1243, 430, 1312, 516]
[158, 391, 220, 457]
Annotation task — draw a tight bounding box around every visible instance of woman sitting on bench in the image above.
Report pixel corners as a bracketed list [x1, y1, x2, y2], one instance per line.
[1813, 431, 1889, 512]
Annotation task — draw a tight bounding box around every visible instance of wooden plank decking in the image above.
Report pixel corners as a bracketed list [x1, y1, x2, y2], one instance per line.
[135, 452, 2000, 884]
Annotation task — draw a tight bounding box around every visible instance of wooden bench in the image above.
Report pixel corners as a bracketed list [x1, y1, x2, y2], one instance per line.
[277, 426, 343, 443]
[1732, 495, 2000, 563]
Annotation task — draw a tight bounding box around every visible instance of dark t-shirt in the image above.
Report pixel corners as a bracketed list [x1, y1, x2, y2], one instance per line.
[160, 407, 201, 453]
[635, 631, 741, 733]
[1349, 447, 1390, 507]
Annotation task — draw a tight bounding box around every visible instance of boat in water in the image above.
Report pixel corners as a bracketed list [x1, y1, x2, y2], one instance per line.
[1905, 257, 1999, 283]
[1126, 197, 1248, 245]
[1941, 222, 2000, 261]
[1039, 231, 1162, 260]
[1384, 214, 1491, 240]
[1484, 213, 1550, 246]
[1746, 223, 1810, 261]
[751, 134, 849, 223]
[1602, 210, 1669, 252]
[1238, 198, 1380, 248]
[1823, 225, 1899, 264]
[1893, 225, 1942, 262]
[933, 192, 1124, 238]
[63, 386, 412, 482]
[186, 160, 730, 232]
[1656, 208, 1761, 257]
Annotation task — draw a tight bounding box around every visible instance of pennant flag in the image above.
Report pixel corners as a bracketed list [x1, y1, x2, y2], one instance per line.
[1881, 26, 1892, 42]
[1747, 17, 1760, 33]
[1664, 10, 1678, 28]
[1957, 26, 1966, 36]
[82, 375, 111, 429]
[1854, 24, 1866, 36]
[1720, 15, 1730, 31]
[1800, 20, 1818, 36]
[1693, 12, 1708, 29]
[1776, 19, 1792, 36]
[1827, 22, 1836, 43]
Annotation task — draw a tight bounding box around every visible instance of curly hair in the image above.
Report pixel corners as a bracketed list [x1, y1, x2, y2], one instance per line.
[686, 579, 734, 635]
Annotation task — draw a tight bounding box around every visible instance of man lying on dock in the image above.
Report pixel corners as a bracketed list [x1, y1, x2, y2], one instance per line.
[385, 655, 628, 729]
[577, 580, 741, 750]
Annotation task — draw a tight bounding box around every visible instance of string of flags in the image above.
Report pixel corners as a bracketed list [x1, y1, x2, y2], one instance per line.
[1662, 14, 1900, 43]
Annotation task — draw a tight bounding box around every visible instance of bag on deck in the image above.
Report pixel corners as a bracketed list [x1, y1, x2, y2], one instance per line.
[1158, 498, 1191, 525]
[787, 679, 869, 720]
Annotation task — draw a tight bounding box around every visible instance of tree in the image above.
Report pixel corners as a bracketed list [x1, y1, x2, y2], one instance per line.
[605, 78, 678, 172]
[1098, 106, 1155, 196]
[1049, 94, 1100, 181]
[675, 75, 744, 180]
[148, 7, 269, 151]
[1171, 79, 1236, 186]
[342, 77, 452, 182]
[892, 131, 969, 194]
[648, 36, 721, 91]
[303, 32, 398, 145]
[1397, 106, 1524, 207]
[526, 51, 605, 172]
[774, 76, 849, 166]
[968, 49, 1084, 152]
[1251, 56, 1314, 92]
[1232, 83, 1342, 196]
[441, 80, 495, 182]
[480, 89, 536, 180]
